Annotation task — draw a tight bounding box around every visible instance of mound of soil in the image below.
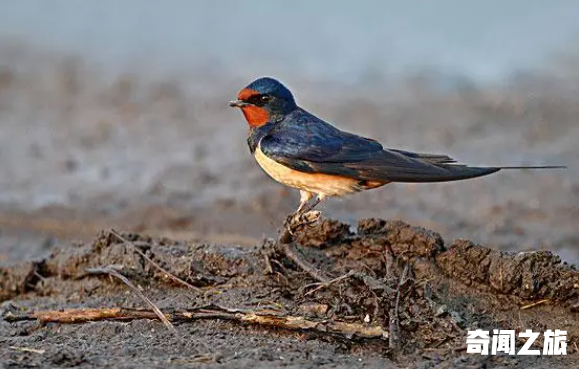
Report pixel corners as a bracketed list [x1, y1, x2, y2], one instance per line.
[1, 218, 578, 368]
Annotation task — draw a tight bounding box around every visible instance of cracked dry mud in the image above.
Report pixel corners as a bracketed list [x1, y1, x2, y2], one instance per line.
[2, 218, 579, 368]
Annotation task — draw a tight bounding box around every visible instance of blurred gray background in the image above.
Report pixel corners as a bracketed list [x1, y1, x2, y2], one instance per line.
[0, 1, 577, 262]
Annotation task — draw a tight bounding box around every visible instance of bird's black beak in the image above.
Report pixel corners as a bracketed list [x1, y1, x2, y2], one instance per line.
[229, 100, 249, 108]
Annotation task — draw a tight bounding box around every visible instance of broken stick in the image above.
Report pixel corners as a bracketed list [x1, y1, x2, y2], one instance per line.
[276, 213, 332, 283]
[84, 266, 177, 334]
[108, 229, 202, 293]
[4, 305, 387, 340]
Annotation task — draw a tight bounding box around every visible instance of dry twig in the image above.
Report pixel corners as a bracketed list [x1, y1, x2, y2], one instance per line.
[389, 263, 409, 350]
[4, 305, 387, 340]
[279, 241, 331, 283]
[85, 266, 177, 334]
[109, 229, 202, 293]
[520, 299, 550, 310]
[304, 270, 356, 296]
[275, 215, 332, 283]
[8, 346, 45, 355]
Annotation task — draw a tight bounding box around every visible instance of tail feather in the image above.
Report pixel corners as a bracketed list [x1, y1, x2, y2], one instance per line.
[395, 150, 566, 170]
[402, 165, 500, 182]
[391, 149, 566, 182]
[489, 165, 567, 169]
[397, 164, 566, 183]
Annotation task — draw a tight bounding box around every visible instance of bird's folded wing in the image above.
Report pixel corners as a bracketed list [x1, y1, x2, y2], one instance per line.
[259, 124, 498, 183]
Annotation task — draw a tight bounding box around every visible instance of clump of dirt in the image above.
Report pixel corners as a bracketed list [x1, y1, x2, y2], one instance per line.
[2, 218, 579, 368]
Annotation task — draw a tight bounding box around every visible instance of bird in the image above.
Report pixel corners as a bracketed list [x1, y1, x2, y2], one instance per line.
[229, 77, 565, 222]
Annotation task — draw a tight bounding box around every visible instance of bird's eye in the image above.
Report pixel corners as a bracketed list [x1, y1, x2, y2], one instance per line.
[260, 95, 271, 103]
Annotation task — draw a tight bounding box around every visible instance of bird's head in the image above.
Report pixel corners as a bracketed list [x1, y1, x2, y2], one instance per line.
[229, 77, 297, 127]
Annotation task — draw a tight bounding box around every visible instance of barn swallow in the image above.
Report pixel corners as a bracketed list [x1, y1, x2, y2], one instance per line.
[230, 77, 565, 220]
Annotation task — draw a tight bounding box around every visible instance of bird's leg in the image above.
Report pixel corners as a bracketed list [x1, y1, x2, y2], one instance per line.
[299, 197, 321, 216]
[296, 192, 325, 219]
[295, 190, 314, 216]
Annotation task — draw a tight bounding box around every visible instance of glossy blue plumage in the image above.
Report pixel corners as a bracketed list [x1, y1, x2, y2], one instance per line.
[245, 77, 296, 106]
[237, 76, 539, 185]
[252, 107, 499, 182]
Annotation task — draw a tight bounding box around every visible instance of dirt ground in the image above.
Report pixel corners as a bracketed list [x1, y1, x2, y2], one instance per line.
[0, 42, 578, 368]
[2, 218, 579, 368]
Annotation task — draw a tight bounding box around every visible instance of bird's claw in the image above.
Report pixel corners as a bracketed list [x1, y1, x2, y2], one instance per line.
[301, 210, 321, 224]
[284, 210, 322, 233]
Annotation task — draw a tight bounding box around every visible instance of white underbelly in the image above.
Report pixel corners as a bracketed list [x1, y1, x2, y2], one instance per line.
[254, 145, 361, 197]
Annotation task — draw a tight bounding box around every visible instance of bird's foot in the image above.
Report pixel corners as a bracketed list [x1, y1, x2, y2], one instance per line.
[301, 210, 322, 224]
[284, 210, 322, 233]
